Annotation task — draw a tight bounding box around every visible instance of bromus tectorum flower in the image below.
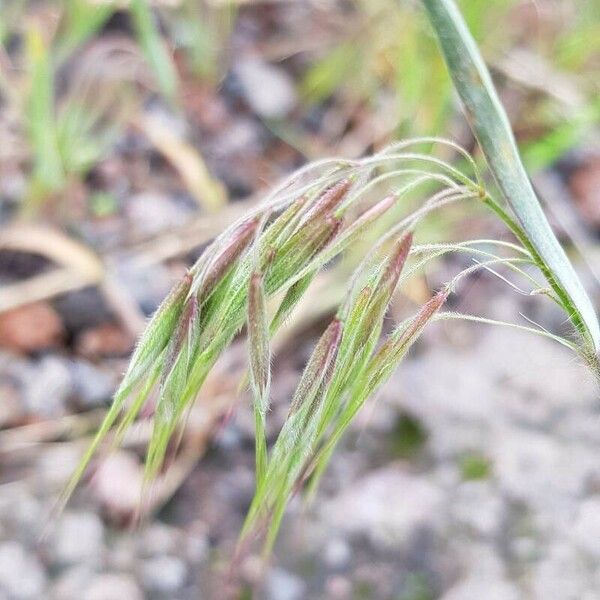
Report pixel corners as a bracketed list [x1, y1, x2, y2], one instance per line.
[60, 137, 599, 554]
[62, 0, 600, 559]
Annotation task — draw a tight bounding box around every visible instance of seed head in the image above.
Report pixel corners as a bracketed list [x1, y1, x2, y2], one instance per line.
[381, 232, 413, 292]
[302, 179, 352, 225]
[352, 232, 413, 340]
[381, 287, 449, 363]
[196, 217, 259, 297]
[263, 195, 309, 248]
[160, 294, 199, 389]
[289, 318, 343, 416]
[248, 271, 271, 416]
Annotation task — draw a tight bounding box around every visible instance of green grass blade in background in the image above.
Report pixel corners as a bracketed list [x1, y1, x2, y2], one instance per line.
[421, 0, 600, 353]
[56, 0, 115, 62]
[25, 28, 64, 203]
[130, 0, 179, 105]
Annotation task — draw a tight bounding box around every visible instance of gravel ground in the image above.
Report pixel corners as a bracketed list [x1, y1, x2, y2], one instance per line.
[1, 301, 599, 599]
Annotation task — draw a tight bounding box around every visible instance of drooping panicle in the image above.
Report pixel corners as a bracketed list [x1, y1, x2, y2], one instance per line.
[64, 132, 486, 556]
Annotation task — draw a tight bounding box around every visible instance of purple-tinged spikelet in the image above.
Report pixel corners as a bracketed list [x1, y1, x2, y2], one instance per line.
[288, 318, 343, 416]
[200, 217, 259, 296]
[248, 271, 270, 412]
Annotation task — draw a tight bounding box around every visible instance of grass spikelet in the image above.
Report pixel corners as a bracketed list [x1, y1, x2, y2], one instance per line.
[241, 317, 344, 552]
[299, 178, 352, 225]
[305, 288, 450, 500]
[191, 217, 259, 298]
[145, 295, 201, 479]
[124, 272, 193, 388]
[248, 271, 271, 485]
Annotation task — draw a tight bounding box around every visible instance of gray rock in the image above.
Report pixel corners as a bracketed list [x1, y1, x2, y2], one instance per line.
[21, 355, 72, 417]
[0, 365, 25, 427]
[510, 536, 539, 563]
[572, 498, 600, 559]
[35, 444, 82, 490]
[530, 542, 591, 600]
[441, 578, 520, 600]
[265, 568, 305, 600]
[236, 58, 297, 119]
[0, 484, 42, 538]
[89, 451, 142, 518]
[393, 327, 596, 450]
[138, 523, 181, 557]
[441, 544, 514, 599]
[323, 538, 352, 569]
[324, 575, 352, 599]
[141, 555, 187, 593]
[449, 541, 506, 583]
[106, 538, 137, 572]
[51, 565, 94, 600]
[322, 466, 445, 549]
[492, 430, 593, 509]
[108, 258, 173, 316]
[0, 542, 47, 599]
[0, 169, 26, 204]
[211, 117, 261, 158]
[83, 573, 143, 600]
[51, 512, 105, 566]
[451, 481, 505, 538]
[68, 360, 114, 408]
[184, 522, 209, 563]
[53, 288, 112, 331]
[125, 192, 194, 239]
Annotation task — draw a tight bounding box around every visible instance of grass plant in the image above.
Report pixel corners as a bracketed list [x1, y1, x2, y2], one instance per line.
[63, 0, 600, 556]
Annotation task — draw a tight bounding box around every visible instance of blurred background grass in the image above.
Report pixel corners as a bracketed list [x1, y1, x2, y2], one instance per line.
[1, 0, 598, 213]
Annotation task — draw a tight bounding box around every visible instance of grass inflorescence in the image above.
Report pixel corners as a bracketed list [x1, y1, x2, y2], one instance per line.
[60, 0, 600, 561]
[41, 0, 600, 564]
[61, 134, 598, 555]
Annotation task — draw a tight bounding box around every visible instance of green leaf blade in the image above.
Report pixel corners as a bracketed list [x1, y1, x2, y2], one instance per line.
[421, 0, 600, 353]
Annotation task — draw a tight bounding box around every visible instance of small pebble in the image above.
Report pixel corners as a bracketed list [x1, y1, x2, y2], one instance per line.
[141, 556, 187, 593]
[83, 573, 143, 600]
[265, 568, 305, 600]
[323, 538, 352, 569]
[0, 542, 47, 599]
[235, 58, 297, 119]
[51, 512, 105, 566]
